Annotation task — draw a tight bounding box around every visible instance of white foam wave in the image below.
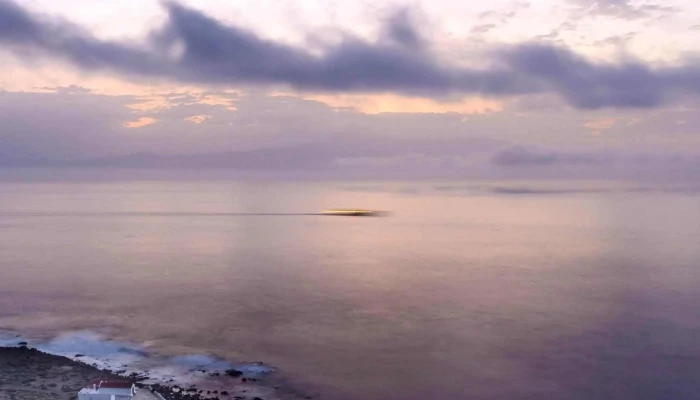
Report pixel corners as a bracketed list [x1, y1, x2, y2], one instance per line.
[0, 330, 271, 392]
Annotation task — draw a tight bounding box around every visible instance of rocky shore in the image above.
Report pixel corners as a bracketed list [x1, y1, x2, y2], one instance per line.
[0, 345, 125, 400]
[0, 346, 309, 400]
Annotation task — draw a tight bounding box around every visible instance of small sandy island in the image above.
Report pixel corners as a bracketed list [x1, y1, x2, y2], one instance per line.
[0, 346, 309, 400]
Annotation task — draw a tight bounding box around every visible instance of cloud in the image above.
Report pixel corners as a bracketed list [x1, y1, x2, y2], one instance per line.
[491, 145, 700, 174]
[0, 1, 699, 110]
[592, 32, 637, 48]
[583, 117, 616, 135]
[478, 2, 530, 23]
[332, 153, 474, 169]
[470, 24, 497, 34]
[501, 45, 673, 109]
[492, 145, 614, 166]
[2, 85, 700, 174]
[40, 85, 92, 95]
[567, 0, 678, 20]
[0, 88, 507, 161]
[123, 117, 158, 128]
[384, 8, 424, 48]
[184, 115, 210, 124]
[284, 92, 503, 114]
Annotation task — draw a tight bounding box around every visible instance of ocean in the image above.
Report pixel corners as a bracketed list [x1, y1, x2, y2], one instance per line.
[1, 170, 700, 399]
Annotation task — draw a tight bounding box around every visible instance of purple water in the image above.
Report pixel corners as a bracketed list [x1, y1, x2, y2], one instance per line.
[2, 170, 700, 399]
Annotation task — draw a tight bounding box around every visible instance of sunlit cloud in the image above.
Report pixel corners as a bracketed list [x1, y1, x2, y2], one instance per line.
[190, 93, 239, 110]
[184, 115, 211, 124]
[274, 92, 503, 114]
[123, 117, 158, 128]
[127, 96, 176, 112]
[126, 91, 240, 113]
[583, 117, 617, 136]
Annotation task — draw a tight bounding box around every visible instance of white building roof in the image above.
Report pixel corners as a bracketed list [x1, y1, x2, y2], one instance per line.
[79, 388, 133, 396]
[80, 381, 135, 398]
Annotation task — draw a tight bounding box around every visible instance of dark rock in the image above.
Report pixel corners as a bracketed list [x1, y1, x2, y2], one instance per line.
[220, 391, 228, 395]
[18, 341, 28, 346]
[75, 354, 85, 358]
[241, 378, 247, 382]
[253, 397, 264, 400]
[225, 369, 242, 377]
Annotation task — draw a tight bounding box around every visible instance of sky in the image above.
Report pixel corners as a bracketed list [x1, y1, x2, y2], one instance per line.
[0, 0, 699, 178]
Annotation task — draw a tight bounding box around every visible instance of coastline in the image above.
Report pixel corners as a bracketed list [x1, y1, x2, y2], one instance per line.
[0, 341, 311, 400]
[0, 345, 127, 400]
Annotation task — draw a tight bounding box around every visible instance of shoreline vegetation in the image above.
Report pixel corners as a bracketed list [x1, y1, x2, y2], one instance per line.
[0, 345, 309, 400]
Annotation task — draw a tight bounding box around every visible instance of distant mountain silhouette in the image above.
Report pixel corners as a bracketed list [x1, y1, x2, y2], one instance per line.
[71, 146, 334, 169]
[0, 142, 56, 167]
[0, 137, 507, 169]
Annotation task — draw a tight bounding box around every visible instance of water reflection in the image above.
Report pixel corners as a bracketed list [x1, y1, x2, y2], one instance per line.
[1, 179, 700, 399]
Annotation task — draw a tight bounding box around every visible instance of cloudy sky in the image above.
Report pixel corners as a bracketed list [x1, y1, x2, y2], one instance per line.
[1, 0, 699, 177]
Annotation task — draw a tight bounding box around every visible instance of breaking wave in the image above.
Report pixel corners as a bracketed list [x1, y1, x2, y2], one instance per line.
[0, 330, 272, 387]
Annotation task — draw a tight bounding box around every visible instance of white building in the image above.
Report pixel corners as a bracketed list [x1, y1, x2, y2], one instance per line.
[78, 380, 136, 400]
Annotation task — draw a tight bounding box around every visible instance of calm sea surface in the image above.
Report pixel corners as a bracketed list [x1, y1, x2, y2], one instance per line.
[2, 170, 700, 399]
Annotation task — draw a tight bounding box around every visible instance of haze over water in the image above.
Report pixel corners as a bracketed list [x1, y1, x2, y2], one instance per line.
[2, 171, 700, 399]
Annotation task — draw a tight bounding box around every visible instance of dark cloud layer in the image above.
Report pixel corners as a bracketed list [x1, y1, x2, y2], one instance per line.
[491, 145, 700, 170]
[1, 0, 700, 109]
[492, 145, 615, 166]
